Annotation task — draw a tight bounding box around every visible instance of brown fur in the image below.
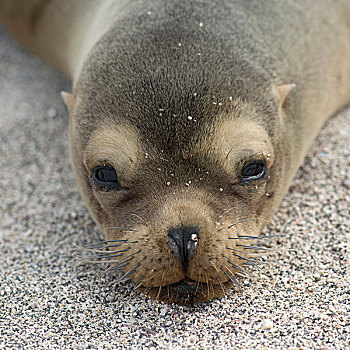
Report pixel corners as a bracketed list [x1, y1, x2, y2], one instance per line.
[1, 0, 350, 304]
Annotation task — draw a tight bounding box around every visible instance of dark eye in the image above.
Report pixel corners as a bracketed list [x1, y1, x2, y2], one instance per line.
[92, 165, 121, 188]
[240, 160, 266, 183]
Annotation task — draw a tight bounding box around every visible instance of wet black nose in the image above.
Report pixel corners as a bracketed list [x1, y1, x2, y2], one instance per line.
[168, 226, 199, 270]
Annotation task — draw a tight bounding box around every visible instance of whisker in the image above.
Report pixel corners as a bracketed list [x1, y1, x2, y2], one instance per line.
[224, 264, 244, 286]
[95, 239, 134, 243]
[226, 248, 262, 266]
[215, 275, 227, 294]
[167, 284, 171, 300]
[99, 226, 137, 233]
[103, 251, 141, 274]
[204, 271, 210, 298]
[226, 246, 248, 255]
[211, 264, 227, 294]
[77, 248, 117, 254]
[78, 240, 138, 251]
[106, 258, 136, 272]
[219, 266, 242, 288]
[121, 266, 140, 282]
[221, 254, 251, 277]
[132, 261, 152, 290]
[235, 244, 278, 256]
[229, 233, 291, 240]
[83, 253, 124, 261]
[130, 213, 147, 224]
[82, 258, 124, 264]
[210, 281, 215, 295]
[78, 248, 130, 261]
[227, 219, 258, 229]
[242, 262, 264, 272]
[218, 218, 273, 232]
[195, 278, 201, 294]
[105, 242, 138, 248]
[218, 219, 251, 232]
[156, 270, 165, 300]
[245, 251, 272, 257]
[225, 147, 234, 160]
[144, 276, 155, 296]
[113, 261, 132, 269]
[236, 244, 274, 251]
[219, 207, 235, 217]
[115, 263, 141, 284]
[80, 249, 131, 261]
[225, 245, 271, 257]
[96, 248, 130, 255]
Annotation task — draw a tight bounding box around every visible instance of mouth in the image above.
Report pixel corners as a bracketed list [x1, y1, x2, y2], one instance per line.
[137, 278, 234, 305]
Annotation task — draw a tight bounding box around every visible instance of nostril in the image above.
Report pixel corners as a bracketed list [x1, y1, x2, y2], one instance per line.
[168, 226, 199, 269]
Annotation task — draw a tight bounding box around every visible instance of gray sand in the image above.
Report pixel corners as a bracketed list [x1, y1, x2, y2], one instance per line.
[0, 26, 349, 349]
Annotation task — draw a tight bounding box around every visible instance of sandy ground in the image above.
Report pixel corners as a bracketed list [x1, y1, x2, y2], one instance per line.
[0, 25, 349, 349]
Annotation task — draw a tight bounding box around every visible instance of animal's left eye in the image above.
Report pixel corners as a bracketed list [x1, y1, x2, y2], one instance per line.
[92, 165, 121, 188]
[240, 160, 267, 183]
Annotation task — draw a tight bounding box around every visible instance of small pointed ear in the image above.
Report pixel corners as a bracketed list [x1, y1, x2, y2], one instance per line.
[60, 91, 76, 115]
[275, 83, 296, 109]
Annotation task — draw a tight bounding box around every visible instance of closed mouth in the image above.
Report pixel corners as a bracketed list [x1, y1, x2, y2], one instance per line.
[137, 278, 235, 305]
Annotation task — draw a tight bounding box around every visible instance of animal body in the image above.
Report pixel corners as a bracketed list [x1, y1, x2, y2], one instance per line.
[1, 0, 350, 304]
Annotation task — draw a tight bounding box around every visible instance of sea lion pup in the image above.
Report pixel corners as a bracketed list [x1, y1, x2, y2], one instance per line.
[1, 0, 350, 304]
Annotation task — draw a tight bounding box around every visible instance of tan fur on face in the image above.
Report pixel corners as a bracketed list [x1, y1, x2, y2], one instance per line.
[80, 112, 274, 303]
[84, 123, 140, 182]
[209, 115, 275, 171]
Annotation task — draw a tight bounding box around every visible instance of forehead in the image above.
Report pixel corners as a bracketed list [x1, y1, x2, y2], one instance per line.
[83, 99, 273, 181]
[75, 21, 274, 152]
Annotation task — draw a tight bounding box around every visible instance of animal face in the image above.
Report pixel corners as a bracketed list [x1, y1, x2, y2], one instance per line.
[67, 90, 280, 304]
[62, 21, 291, 303]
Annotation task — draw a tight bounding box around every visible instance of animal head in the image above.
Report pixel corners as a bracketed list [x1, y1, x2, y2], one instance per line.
[61, 28, 294, 304]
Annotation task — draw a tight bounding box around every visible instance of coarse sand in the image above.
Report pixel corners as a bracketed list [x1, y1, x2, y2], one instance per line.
[0, 25, 349, 349]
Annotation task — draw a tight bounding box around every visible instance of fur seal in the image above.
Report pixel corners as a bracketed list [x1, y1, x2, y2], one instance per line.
[1, 0, 350, 304]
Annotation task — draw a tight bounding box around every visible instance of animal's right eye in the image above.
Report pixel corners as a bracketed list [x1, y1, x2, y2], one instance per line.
[240, 160, 267, 183]
[92, 165, 121, 189]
